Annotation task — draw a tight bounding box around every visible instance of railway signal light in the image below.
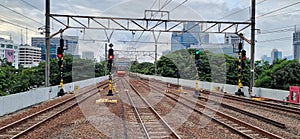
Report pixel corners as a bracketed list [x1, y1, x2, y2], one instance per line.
[57, 47, 63, 59]
[57, 36, 65, 97]
[195, 50, 200, 67]
[195, 50, 200, 60]
[108, 48, 114, 61]
[242, 50, 246, 60]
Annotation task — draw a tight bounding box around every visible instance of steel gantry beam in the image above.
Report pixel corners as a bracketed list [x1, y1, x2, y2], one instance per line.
[49, 14, 251, 34]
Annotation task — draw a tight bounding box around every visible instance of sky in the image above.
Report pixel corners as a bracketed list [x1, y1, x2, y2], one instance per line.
[0, 0, 300, 62]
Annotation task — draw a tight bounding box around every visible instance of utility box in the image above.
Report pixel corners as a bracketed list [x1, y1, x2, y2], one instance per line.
[289, 86, 300, 104]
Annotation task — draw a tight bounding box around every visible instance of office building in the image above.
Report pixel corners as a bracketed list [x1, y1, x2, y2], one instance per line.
[18, 44, 41, 67]
[0, 38, 19, 69]
[293, 31, 300, 61]
[261, 55, 272, 64]
[32, 36, 79, 60]
[271, 48, 282, 62]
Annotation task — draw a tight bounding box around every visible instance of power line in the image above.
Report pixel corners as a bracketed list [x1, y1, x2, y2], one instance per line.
[0, 3, 44, 26]
[257, 8, 300, 19]
[218, 0, 268, 20]
[0, 14, 37, 30]
[20, 0, 43, 13]
[0, 18, 37, 32]
[257, 36, 292, 43]
[257, 1, 300, 18]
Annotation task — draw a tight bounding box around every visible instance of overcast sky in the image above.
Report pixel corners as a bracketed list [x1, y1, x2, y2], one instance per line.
[0, 0, 300, 62]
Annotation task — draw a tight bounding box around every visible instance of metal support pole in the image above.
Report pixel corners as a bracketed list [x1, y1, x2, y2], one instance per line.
[194, 67, 200, 96]
[152, 31, 161, 76]
[250, 0, 256, 93]
[105, 43, 107, 76]
[45, 0, 50, 87]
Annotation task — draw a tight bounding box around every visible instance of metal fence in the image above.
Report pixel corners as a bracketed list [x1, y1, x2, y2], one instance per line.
[136, 73, 289, 101]
[0, 76, 108, 116]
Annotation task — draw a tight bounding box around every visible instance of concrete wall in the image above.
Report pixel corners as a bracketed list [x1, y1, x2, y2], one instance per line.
[136, 73, 289, 101]
[0, 76, 108, 116]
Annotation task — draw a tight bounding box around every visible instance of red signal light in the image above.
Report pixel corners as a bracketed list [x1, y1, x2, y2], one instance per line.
[109, 55, 113, 60]
[57, 53, 63, 59]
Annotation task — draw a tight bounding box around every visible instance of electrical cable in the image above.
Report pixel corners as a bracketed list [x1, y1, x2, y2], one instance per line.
[218, 0, 268, 20]
[257, 1, 300, 18]
[257, 36, 292, 43]
[0, 3, 44, 25]
[20, 0, 44, 13]
[0, 18, 37, 32]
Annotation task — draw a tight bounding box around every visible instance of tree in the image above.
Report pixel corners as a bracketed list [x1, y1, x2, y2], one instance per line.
[255, 60, 300, 90]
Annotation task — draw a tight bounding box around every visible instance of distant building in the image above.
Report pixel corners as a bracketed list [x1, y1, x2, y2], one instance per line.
[31, 37, 59, 60]
[0, 38, 19, 69]
[293, 31, 300, 61]
[271, 48, 282, 62]
[18, 44, 41, 67]
[171, 22, 201, 52]
[171, 32, 184, 52]
[261, 55, 271, 64]
[63, 36, 79, 56]
[82, 51, 94, 61]
[31, 36, 79, 60]
[225, 34, 240, 47]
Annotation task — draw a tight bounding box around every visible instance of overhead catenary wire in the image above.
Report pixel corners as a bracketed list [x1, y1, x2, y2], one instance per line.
[0, 14, 38, 30]
[20, 0, 44, 13]
[257, 36, 292, 43]
[0, 3, 44, 26]
[256, 1, 300, 18]
[256, 8, 300, 20]
[218, 0, 268, 20]
[0, 18, 37, 32]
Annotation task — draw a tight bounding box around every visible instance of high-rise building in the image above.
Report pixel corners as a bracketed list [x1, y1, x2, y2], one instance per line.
[63, 36, 79, 56]
[18, 44, 41, 67]
[271, 48, 282, 62]
[171, 22, 201, 52]
[31, 37, 59, 60]
[171, 32, 184, 51]
[32, 36, 79, 60]
[261, 55, 271, 64]
[0, 38, 19, 69]
[293, 31, 300, 61]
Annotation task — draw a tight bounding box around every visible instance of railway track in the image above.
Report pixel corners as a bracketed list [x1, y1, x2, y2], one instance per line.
[146, 77, 300, 117]
[135, 78, 283, 139]
[124, 79, 181, 139]
[0, 80, 109, 139]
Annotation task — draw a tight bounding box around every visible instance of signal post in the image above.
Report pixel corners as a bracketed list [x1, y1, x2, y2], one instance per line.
[107, 43, 114, 96]
[235, 42, 246, 96]
[194, 50, 200, 97]
[57, 36, 65, 96]
[96, 43, 118, 104]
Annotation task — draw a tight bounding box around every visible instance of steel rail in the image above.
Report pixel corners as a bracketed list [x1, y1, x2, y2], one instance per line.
[136, 79, 283, 139]
[0, 80, 110, 139]
[127, 79, 181, 139]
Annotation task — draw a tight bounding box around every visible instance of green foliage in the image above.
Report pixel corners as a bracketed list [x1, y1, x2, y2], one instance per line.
[255, 59, 300, 90]
[0, 55, 107, 96]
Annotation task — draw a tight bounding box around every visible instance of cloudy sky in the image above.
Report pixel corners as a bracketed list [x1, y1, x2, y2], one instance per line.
[0, 0, 299, 62]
